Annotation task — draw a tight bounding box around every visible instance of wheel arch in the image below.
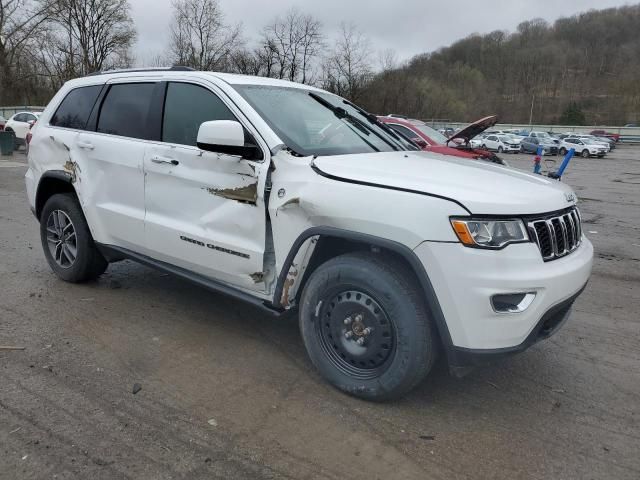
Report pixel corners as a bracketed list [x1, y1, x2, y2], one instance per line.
[272, 227, 454, 353]
[35, 171, 76, 220]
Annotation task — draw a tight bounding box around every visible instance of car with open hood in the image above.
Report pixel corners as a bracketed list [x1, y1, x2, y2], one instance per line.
[25, 68, 592, 401]
[379, 115, 506, 165]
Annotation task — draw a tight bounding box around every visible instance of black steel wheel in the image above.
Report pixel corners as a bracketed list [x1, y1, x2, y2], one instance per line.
[299, 252, 436, 401]
[316, 289, 396, 380]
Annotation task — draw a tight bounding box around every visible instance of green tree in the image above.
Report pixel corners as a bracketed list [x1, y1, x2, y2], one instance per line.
[559, 103, 586, 125]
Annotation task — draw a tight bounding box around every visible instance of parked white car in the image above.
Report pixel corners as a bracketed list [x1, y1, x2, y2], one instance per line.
[559, 137, 608, 157]
[4, 111, 41, 147]
[469, 133, 488, 148]
[480, 134, 521, 153]
[571, 134, 610, 152]
[25, 68, 593, 400]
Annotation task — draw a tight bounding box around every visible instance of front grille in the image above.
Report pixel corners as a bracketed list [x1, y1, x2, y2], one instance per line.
[528, 208, 582, 261]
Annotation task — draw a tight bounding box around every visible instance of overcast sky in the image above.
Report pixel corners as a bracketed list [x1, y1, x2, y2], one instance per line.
[130, 0, 633, 66]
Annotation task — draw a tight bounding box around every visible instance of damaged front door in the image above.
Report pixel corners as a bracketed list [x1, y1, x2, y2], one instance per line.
[144, 81, 268, 292]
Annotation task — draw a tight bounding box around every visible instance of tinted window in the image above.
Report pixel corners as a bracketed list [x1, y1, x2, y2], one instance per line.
[388, 124, 419, 140]
[97, 83, 155, 139]
[13, 113, 26, 122]
[162, 82, 236, 146]
[50, 85, 102, 130]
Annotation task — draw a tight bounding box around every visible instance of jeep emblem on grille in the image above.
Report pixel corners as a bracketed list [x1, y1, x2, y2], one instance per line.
[565, 192, 576, 203]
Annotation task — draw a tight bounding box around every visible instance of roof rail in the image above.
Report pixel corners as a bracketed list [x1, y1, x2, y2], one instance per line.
[86, 66, 196, 77]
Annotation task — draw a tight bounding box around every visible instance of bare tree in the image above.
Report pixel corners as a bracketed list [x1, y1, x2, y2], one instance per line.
[169, 0, 241, 71]
[322, 23, 373, 101]
[45, 0, 136, 78]
[0, 0, 53, 104]
[378, 48, 398, 72]
[261, 7, 323, 83]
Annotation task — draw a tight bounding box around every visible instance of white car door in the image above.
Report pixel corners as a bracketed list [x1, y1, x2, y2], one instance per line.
[484, 135, 499, 150]
[143, 80, 269, 292]
[73, 80, 156, 250]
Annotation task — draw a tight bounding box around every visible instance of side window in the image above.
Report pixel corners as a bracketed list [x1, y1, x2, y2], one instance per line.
[50, 85, 102, 130]
[388, 124, 419, 141]
[97, 83, 155, 139]
[162, 82, 236, 146]
[14, 113, 26, 122]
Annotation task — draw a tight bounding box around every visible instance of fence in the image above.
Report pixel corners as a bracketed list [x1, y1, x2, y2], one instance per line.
[0, 106, 46, 119]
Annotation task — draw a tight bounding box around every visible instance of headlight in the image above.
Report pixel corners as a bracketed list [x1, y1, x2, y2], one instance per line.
[450, 218, 529, 249]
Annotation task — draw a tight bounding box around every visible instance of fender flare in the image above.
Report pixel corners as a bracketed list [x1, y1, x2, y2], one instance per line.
[34, 170, 75, 219]
[272, 226, 454, 354]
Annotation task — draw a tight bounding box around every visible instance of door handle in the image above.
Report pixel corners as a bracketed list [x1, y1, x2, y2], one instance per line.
[151, 155, 179, 165]
[77, 141, 94, 150]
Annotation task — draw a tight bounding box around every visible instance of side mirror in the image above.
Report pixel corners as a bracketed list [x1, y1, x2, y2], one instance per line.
[196, 120, 262, 161]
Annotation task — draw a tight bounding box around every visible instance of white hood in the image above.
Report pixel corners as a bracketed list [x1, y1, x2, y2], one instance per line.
[312, 150, 578, 215]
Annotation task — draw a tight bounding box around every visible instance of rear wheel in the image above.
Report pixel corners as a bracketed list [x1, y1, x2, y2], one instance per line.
[581, 149, 590, 158]
[40, 193, 108, 282]
[299, 252, 436, 401]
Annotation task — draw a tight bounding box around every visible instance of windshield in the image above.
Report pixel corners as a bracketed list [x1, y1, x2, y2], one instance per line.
[411, 123, 449, 144]
[233, 85, 416, 156]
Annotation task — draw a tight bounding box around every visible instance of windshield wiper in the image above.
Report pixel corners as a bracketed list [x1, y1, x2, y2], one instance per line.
[341, 99, 419, 151]
[308, 92, 393, 152]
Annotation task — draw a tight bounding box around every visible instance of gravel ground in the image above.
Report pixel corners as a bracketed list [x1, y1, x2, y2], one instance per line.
[1, 146, 639, 480]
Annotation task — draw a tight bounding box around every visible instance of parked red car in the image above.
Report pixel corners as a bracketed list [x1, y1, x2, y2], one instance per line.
[378, 115, 504, 164]
[0, 115, 6, 131]
[590, 129, 620, 142]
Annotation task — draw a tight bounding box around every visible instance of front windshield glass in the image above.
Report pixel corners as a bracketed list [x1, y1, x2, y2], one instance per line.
[411, 123, 449, 144]
[499, 136, 512, 142]
[233, 85, 417, 156]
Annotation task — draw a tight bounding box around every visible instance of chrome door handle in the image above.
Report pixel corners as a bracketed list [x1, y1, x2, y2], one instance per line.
[151, 155, 179, 165]
[77, 141, 94, 150]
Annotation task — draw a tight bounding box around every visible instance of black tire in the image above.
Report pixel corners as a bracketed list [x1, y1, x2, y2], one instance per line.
[559, 147, 567, 155]
[581, 149, 590, 158]
[40, 193, 108, 282]
[497, 146, 503, 153]
[299, 252, 436, 401]
[481, 144, 487, 150]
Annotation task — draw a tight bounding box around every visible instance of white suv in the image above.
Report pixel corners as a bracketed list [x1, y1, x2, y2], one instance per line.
[5, 111, 41, 147]
[25, 68, 593, 400]
[559, 137, 607, 158]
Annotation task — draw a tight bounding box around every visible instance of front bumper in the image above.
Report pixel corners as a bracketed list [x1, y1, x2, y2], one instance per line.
[413, 238, 593, 352]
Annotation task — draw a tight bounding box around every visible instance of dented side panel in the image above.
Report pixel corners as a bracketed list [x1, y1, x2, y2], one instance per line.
[143, 142, 269, 292]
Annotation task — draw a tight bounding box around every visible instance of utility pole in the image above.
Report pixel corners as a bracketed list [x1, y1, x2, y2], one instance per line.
[528, 93, 535, 127]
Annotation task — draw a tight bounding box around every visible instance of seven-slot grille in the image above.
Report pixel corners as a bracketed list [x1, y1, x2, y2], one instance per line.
[528, 208, 582, 261]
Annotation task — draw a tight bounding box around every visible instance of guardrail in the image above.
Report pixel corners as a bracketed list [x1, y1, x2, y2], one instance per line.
[0, 106, 46, 118]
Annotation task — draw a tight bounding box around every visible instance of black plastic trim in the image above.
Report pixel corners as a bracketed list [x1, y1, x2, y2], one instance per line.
[448, 282, 588, 370]
[271, 226, 455, 352]
[35, 170, 75, 218]
[96, 244, 283, 317]
[310, 162, 472, 214]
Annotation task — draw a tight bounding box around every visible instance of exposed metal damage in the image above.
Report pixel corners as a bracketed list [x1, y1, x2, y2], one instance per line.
[63, 160, 80, 183]
[250, 271, 265, 283]
[204, 182, 258, 205]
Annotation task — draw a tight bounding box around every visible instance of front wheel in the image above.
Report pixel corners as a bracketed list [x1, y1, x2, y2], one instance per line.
[581, 149, 590, 158]
[497, 146, 503, 153]
[40, 193, 108, 282]
[299, 252, 436, 401]
[559, 147, 567, 155]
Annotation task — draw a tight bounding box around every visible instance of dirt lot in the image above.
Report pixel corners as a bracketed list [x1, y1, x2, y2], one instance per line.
[1, 146, 639, 480]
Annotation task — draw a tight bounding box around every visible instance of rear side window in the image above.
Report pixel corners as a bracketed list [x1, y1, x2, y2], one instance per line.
[97, 83, 155, 139]
[162, 82, 236, 146]
[51, 86, 102, 130]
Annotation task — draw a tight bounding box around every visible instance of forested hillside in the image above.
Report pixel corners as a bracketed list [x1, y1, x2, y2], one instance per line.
[359, 4, 640, 125]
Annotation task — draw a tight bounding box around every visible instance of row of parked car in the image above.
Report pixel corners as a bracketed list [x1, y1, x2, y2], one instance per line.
[469, 128, 617, 158]
[0, 111, 42, 150]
